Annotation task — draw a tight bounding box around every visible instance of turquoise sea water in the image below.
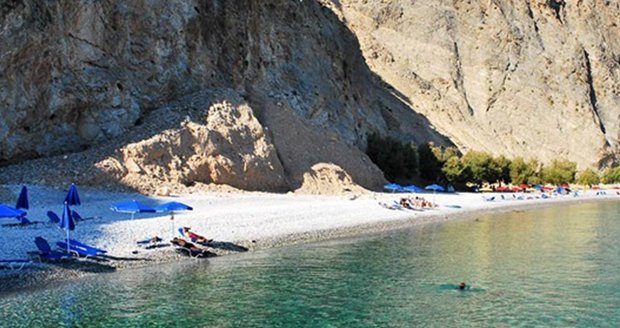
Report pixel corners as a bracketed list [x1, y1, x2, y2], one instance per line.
[2, 201, 620, 327]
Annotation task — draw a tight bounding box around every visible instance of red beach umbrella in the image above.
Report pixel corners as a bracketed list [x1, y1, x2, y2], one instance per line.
[496, 186, 509, 192]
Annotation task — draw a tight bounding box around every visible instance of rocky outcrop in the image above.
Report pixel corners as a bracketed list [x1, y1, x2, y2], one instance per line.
[0, 0, 446, 163]
[0, 0, 450, 193]
[326, 0, 620, 169]
[0, 90, 388, 194]
[96, 98, 288, 192]
[295, 163, 367, 195]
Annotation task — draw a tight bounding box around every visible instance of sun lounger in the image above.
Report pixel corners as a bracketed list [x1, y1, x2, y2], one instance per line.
[1, 216, 43, 227]
[55, 239, 107, 258]
[0, 259, 32, 270]
[378, 202, 401, 210]
[56, 241, 100, 258]
[137, 236, 163, 245]
[66, 239, 107, 254]
[170, 237, 211, 258]
[33, 237, 72, 261]
[47, 211, 60, 224]
[71, 210, 84, 222]
[137, 236, 168, 249]
[175, 247, 207, 258]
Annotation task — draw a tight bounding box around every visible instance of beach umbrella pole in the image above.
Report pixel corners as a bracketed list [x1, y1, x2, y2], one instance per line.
[66, 229, 70, 253]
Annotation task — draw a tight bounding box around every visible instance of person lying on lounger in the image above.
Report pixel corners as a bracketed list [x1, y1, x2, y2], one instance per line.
[181, 227, 212, 244]
[171, 237, 210, 257]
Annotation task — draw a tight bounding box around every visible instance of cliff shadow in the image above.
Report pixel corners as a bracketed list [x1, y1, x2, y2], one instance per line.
[0, 0, 453, 195]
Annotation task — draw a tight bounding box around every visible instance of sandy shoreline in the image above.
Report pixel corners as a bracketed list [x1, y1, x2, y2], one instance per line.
[1, 184, 619, 294]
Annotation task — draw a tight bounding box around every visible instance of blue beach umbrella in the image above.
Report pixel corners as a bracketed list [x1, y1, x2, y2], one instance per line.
[15, 186, 29, 210]
[403, 185, 423, 193]
[155, 201, 193, 213]
[155, 201, 193, 237]
[110, 200, 156, 220]
[64, 184, 81, 206]
[384, 183, 404, 193]
[59, 202, 75, 253]
[425, 184, 445, 192]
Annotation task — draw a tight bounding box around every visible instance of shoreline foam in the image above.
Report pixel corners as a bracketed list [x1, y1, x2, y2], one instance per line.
[1, 185, 618, 294]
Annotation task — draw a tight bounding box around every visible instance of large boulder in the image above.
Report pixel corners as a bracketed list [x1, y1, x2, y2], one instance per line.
[96, 99, 289, 192]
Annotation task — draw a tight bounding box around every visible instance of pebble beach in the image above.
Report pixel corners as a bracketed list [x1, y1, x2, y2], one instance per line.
[1, 184, 618, 294]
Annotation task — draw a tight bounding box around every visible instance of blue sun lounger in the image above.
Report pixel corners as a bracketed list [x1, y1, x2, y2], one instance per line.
[66, 239, 107, 254]
[0, 259, 32, 270]
[56, 241, 100, 258]
[137, 236, 163, 245]
[47, 211, 60, 224]
[34, 237, 72, 261]
[71, 210, 83, 222]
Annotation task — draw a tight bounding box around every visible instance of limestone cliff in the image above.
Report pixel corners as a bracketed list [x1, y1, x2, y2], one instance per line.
[1, 0, 619, 194]
[0, 0, 448, 193]
[326, 0, 620, 169]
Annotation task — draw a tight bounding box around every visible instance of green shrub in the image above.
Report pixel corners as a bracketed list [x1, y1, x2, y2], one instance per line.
[576, 168, 600, 186]
[495, 155, 512, 184]
[601, 167, 620, 184]
[417, 143, 443, 182]
[510, 157, 540, 185]
[442, 156, 470, 186]
[541, 159, 577, 184]
[461, 151, 502, 185]
[366, 133, 419, 181]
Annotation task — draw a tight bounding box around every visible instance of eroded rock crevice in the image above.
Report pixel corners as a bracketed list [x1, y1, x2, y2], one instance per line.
[583, 49, 606, 135]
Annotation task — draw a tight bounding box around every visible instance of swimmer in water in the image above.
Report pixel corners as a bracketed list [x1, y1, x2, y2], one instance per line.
[458, 282, 466, 290]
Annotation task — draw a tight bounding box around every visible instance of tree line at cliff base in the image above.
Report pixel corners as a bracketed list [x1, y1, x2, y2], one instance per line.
[366, 133, 617, 190]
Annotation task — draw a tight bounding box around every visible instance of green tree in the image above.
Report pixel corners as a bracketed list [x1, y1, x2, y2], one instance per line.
[461, 151, 501, 185]
[432, 145, 460, 163]
[495, 155, 512, 184]
[601, 167, 620, 184]
[510, 157, 540, 185]
[576, 168, 600, 186]
[442, 156, 470, 186]
[366, 133, 419, 181]
[541, 159, 577, 184]
[418, 143, 443, 182]
[526, 174, 543, 185]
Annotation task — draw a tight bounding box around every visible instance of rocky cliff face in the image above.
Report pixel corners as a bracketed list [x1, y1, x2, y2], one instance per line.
[326, 0, 620, 169]
[1, 0, 618, 193]
[0, 0, 448, 192]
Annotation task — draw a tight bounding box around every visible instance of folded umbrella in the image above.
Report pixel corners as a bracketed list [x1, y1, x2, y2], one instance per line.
[64, 184, 81, 206]
[59, 202, 75, 253]
[15, 186, 29, 210]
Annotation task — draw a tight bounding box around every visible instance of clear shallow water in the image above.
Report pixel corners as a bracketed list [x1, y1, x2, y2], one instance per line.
[2, 201, 620, 327]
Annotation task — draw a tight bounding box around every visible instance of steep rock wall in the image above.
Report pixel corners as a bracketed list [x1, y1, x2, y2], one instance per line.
[0, 0, 447, 164]
[327, 0, 620, 168]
